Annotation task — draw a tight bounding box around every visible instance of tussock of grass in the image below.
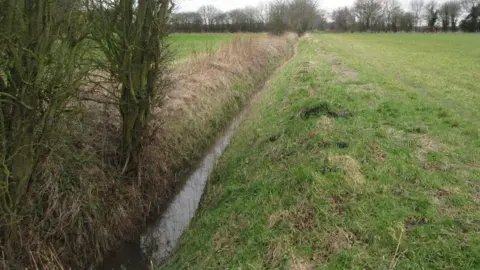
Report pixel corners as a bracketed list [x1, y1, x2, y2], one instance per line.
[328, 155, 365, 186]
[163, 34, 480, 269]
[0, 34, 297, 269]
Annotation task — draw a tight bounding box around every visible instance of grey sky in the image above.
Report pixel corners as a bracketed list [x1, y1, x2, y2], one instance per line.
[176, 0, 432, 13]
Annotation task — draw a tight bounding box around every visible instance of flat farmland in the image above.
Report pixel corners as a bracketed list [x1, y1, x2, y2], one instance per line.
[169, 33, 238, 60]
[162, 33, 480, 269]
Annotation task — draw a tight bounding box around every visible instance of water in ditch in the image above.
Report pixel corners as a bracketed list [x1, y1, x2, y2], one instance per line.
[100, 108, 248, 270]
[100, 48, 296, 270]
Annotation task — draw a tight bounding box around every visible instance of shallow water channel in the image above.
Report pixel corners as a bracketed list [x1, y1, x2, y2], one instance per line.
[99, 46, 297, 269]
[101, 106, 249, 270]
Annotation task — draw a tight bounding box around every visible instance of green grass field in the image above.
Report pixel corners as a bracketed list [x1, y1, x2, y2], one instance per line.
[169, 33, 237, 60]
[162, 34, 480, 269]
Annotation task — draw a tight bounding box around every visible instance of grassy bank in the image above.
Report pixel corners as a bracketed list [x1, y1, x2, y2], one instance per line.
[2, 34, 297, 269]
[163, 34, 480, 269]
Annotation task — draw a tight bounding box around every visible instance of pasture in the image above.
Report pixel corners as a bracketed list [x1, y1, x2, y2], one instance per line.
[169, 33, 238, 60]
[162, 33, 480, 269]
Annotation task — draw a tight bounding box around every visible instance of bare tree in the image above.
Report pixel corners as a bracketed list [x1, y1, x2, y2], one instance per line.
[268, 0, 289, 34]
[257, 2, 270, 24]
[424, 0, 439, 29]
[228, 9, 248, 31]
[332, 7, 356, 31]
[0, 0, 88, 213]
[243, 6, 262, 31]
[447, 1, 462, 30]
[459, 0, 479, 32]
[400, 11, 416, 31]
[409, 0, 425, 29]
[383, 0, 402, 31]
[198, 5, 221, 31]
[171, 12, 203, 32]
[439, 2, 450, 31]
[288, 0, 319, 35]
[89, 0, 174, 176]
[354, 0, 384, 31]
[461, 0, 480, 12]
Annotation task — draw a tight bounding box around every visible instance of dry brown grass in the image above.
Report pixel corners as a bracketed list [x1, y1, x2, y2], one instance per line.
[329, 155, 365, 185]
[325, 228, 355, 254]
[416, 134, 446, 153]
[265, 237, 291, 265]
[268, 201, 317, 231]
[368, 143, 387, 162]
[414, 134, 449, 170]
[0, 34, 297, 269]
[317, 116, 335, 131]
[288, 254, 315, 270]
[265, 237, 314, 270]
[211, 227, 238, 255]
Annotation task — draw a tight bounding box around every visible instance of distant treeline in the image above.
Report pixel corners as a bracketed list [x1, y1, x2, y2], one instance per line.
[171, 0, 480, 33]
[329, 0, 479, 32]
[171, 0, 326, 35]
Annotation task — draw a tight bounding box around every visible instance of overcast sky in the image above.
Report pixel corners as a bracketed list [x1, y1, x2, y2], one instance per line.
[176, 0, 419, 13]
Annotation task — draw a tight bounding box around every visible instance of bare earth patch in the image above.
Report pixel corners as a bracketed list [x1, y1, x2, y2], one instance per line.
[329, 155, 365, 185]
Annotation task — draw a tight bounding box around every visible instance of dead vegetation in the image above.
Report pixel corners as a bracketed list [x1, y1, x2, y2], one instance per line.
[414, 134, 449, 171]
[368, 143, 387, 162]
[329, 155, 365, 185]
[288, 254, 315, 270]
[265, 237, 315, 270]
[326, 228, 356, 254]
[0, 34, 297, 268]
[268, 201, 318, 231]
[317, 116, 336, 131]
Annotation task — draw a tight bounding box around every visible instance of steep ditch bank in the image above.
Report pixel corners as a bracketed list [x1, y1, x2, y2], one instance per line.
[91, 34, 298, 269]
[99, 34, 298, 270]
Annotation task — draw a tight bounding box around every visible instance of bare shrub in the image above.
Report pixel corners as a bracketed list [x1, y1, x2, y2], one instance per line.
[88, 0, 175, 177]
[268, 0, 321, 35]
[0, 0, 89, 267]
